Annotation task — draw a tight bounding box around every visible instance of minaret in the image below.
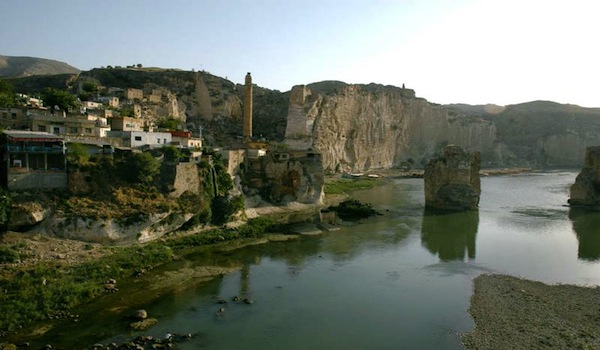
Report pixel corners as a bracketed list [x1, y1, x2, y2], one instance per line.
[243, 72, 253, 143]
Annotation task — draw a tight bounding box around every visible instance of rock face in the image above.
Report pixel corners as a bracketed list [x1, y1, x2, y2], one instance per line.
[30, 211, 195, 244]
[284, 83, 501, 173]
[424, 146, 481, 211]
[569, 147, 600, 207]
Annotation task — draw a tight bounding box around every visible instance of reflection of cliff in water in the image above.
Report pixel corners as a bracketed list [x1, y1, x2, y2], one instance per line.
[569, 208, 600, 261]
[421, 209, 479, 261]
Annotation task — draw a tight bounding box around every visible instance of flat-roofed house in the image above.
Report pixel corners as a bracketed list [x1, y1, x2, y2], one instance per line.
[0, 130, 67, 190]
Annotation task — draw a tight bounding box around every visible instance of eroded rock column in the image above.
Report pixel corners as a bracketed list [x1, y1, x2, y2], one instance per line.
[424, 145, 481, 211]
[569, 146, 600, 207]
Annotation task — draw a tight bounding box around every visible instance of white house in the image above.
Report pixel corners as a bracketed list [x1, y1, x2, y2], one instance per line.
[107, 130, 172, 149]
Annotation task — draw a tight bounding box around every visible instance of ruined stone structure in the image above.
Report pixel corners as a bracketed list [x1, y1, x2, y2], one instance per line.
[424, 145, 481, 211]
[569, 147, 600, 207]
[243, 150, 324, 205]
[243, 72, 253, 143]
[285, 85, 314, 150]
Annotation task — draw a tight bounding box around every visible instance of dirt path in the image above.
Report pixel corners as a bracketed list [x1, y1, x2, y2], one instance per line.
[463, 274, 600, 350]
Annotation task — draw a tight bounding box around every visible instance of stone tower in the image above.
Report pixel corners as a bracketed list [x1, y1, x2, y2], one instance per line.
[243, 72, 253, 143]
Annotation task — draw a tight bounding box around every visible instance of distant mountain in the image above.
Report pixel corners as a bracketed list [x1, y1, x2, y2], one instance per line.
[446, 100, 600, 116]
[0, 55, 80, 78]
[445, 103, 506, 115]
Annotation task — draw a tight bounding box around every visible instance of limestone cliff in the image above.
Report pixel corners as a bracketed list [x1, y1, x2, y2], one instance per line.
[285, 83, 501, 172]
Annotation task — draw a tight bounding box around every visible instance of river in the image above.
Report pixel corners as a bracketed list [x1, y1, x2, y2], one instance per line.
[36, 171, 600, 349]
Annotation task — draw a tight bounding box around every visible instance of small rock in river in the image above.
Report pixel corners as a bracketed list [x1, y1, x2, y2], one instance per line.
[134, 309, 148, 320]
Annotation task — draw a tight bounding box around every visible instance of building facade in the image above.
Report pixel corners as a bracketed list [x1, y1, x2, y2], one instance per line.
[0, 130, 67, 190]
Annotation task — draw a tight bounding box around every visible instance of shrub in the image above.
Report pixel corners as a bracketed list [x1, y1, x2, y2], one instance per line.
[331, 200, 377, 221]
[119, 152, 160, 184]
[210, 195, 244, 225]
[0, 246, 19, 263]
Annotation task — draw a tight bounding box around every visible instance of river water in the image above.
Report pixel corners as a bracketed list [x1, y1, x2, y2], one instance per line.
[37, 171, 600, 349]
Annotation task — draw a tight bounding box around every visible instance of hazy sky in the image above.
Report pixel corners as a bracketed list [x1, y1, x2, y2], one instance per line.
[1, 0, 599, 107]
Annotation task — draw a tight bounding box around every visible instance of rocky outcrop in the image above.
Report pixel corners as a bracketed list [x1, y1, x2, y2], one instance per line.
[424, 145, 481, 211]
[569, 147, 600, 207]
[30, 211, 195, 244]
[284, 83, 503, 173]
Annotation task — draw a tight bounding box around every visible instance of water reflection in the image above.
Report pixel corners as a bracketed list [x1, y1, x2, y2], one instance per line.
[569, 208, 600, 261]
[421, 209, 479, 261]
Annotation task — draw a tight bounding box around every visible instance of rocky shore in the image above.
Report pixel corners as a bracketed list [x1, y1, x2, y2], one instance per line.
[463, 274, 600, 350]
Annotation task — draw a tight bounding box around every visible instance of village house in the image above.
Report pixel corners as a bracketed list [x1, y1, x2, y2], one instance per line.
[0, 107, 109, 138]
[106, 130, 172, 149]
[97, 96, 119, 108]
[81, 101, 103, 110]
[0, 130, 67, 190]
[124, 88, 143, 100]
[145, 93, 161, 103]
[109, 116, 144, 132]
[169, 130, 202, 149]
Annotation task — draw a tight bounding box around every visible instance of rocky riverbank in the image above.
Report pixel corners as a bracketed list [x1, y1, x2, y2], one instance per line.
[462, 274, 600, 350]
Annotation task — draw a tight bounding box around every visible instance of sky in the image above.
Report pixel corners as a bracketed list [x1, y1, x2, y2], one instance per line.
[1, 0, 599, 107]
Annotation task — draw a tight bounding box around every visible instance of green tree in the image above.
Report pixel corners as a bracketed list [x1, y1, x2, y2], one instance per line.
[120, 152, 160, 184]
[67, 143, 90, 166]
[81, 81, 98, 94]
[42, 88, 79, 111]
[0, 78, 15, 107]
[161, 146, 182, 162]
[156, 117, 180, 130]
[120, 108, 135, 117]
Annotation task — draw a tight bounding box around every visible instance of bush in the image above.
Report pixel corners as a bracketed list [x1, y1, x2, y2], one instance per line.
[161, 145, 182, 162]
[0, 246, 19, 263]
[210, 195, 244, 225]
[119, 152, 160, 184]
[0, 187, 10, 230]
[331, 200, 377, 221]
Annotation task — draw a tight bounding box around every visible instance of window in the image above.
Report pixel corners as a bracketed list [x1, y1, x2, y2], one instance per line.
[134, 136, 142, 141]
[53, 127, 60, 134]
[11, 113, 17, 119]
[164, 138, 167, 144]
[38, 125, 47, 132]
[157, 139, 161, 144]
[85, 128, 92, 134]
[69, 127, 78, 134]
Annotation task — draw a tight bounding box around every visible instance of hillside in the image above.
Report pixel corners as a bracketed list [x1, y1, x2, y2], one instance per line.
[0, 55, 80, 78]
[4, 58, 600, 169]
[447, 101, 600, 166]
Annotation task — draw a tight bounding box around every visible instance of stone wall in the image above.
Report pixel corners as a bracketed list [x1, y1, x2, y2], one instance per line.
[244, 151, 324, 205]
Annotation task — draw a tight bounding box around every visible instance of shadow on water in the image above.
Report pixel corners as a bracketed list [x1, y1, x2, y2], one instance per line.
[421, 208, 479, 262]
[569, 208, 600, 261]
